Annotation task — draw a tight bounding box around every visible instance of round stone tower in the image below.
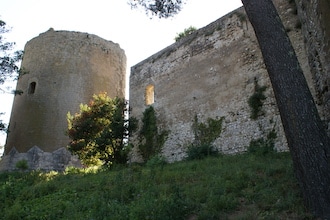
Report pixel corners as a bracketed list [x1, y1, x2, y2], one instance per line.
[0, 29, 126, 171]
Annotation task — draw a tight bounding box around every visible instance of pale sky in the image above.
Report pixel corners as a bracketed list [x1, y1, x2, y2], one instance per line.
[0, 0, 243, 150]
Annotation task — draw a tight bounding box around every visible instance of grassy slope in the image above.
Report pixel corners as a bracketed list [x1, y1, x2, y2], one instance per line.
[0, 152, 313, 220]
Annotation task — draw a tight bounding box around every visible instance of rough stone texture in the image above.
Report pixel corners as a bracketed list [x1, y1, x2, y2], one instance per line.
[1, 29, 126, 171]
[0, 146, 81, 171]
[295, 0, 330, 134]
[129, 0, 315, 162]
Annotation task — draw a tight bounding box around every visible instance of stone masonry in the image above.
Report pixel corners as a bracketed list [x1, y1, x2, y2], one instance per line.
[295, 0, 330, 134]
[129, 0, 320, 162]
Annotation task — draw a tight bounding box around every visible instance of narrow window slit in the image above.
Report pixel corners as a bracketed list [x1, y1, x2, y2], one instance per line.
[28, 82, 36, 94]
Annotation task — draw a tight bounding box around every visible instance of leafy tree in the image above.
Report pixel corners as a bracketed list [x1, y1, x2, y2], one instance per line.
[0, 19, 23, 131]
[0, 20, 22, 86]
[130, 0, 330, 218]
[67, 93, 137, 167]
[174, 26, 196, 41]
[129, 0, 184, 18]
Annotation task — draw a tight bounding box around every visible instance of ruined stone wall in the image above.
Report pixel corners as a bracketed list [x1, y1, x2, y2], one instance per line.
[295, 0, 330, 133]
[1, 29, 126, 171]
[129, 0, 314, 162]
[0, 147, 81, 172]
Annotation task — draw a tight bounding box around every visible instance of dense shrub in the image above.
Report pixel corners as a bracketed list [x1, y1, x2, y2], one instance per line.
[67, 93, 137, 167]
[247, 129, 277, 156]
[186, 143, 218, 160]
[174, 26, 197, 41]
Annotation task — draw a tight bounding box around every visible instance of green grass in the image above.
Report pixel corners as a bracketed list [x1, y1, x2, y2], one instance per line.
[0, 152, 312, 220]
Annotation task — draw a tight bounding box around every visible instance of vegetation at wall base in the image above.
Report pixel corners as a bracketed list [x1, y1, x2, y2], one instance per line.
[15, 159, 28, 171]
[186, 115, 224, 160]
[186, 143, 218, 160]
[0, 151, 312, 220]
[247, 128, 277, 156]
[138, 106, 168, 162]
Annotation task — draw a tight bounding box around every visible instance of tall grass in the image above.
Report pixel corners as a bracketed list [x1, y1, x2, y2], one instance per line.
[0, 151, 312, 220]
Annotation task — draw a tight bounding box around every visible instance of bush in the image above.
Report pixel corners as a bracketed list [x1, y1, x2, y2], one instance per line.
[186, 115, 224, 160]
[146, 155, 167, 168]
[15, 159, 28, 170]
[186, 144, 218, 160]
[174, 26, 197, 41]
[247, 129, 277, 156]
[66, 93, 137, 167]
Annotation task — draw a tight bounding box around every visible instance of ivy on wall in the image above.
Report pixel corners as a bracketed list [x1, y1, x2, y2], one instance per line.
[187, 115, 224, 160]
[247, 128, 277, 156]
[248, 78, 267, 119]
[192, 115, 225, 146]
[138, 106, 168, 162]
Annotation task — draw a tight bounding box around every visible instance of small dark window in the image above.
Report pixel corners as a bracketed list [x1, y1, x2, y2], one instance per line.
[28, 82, 36, 94]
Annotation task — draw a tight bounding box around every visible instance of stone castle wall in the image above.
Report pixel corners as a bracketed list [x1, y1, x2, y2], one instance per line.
[129, 0, 316, 162]
[295, 0, 330, 133]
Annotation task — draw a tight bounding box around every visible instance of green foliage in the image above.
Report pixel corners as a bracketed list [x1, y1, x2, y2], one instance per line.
[0, 153, 310, 219]
[186, 115, 224, 160]
[138, 106, 168, 162]
[0, 20, 23, 85]
[129, 184, 190, 220]
[247, 129, 277, 156]
[15, 159, 28, 170]
[129, 0, 183, 18]
[67, 93, 137, 167]
[145, 155, 167, 168]
[192, 115, 224, 146]
[187, 143, 218, 160]
[0, 112, 6, 132]
[0, 20, 23, 132]
[248, 78, 267, 119]
[175, 26, 197, 41]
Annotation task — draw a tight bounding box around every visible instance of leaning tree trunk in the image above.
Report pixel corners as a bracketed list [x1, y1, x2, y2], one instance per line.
[241, 0, 330, 218]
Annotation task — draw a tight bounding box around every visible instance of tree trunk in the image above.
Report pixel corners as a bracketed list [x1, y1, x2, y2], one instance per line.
[241, 0, 330, 218]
